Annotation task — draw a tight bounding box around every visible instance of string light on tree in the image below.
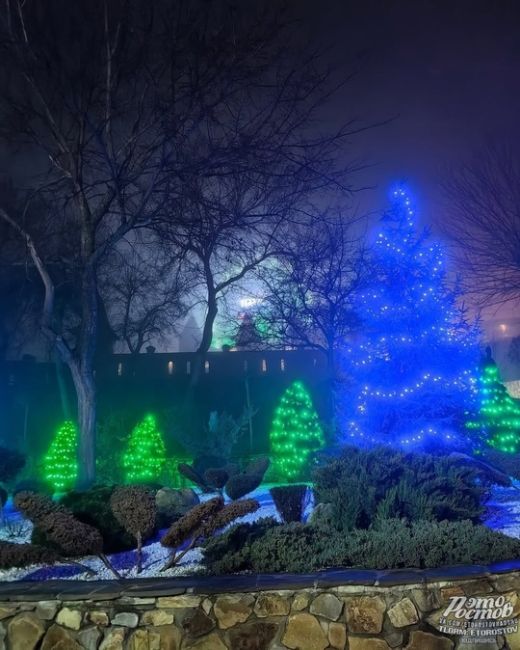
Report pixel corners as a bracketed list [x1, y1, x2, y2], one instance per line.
[43, 420, 78, 492]
[269, 380, 324, 480]
[466, 349, 520, 453]
[344, 186, 480, 449]
[123, 414, 166, 483]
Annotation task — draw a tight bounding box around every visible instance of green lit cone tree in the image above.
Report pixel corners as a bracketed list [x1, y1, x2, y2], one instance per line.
[122, 414, 166, 483]
[467, 349, 520, 453]
[269, 381, 324, 481]
[43, 421, 78, 492]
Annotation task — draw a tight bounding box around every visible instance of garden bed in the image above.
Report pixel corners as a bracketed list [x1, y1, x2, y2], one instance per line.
[1, 481, 520, 583]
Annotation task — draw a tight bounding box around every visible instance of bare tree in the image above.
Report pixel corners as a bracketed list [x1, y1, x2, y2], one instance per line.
[158, 10, 369, 386]
[443, 144, 520, 306]
[0, 1, 187, 485]
[257, 212, 367, 421]
[100, 242, 187, 354]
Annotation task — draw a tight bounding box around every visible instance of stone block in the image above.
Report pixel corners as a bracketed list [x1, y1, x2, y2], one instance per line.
[214, 594, 254, 629]
[282, 613, 328, 650]
[345, 596, 386, 634]
[387, 598, 419, 628]
[405, 630, 454, 650]
[7, 612, 46, 650]
[56, 607, 82, 630]
[328, 622, 347, 649]
[254, 593, 290, 617]
[310, 593, 343, 621]
[41, 624, 82, 650]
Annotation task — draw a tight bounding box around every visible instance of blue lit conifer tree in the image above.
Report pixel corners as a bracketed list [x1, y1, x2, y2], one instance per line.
[345, 187, 479, 449]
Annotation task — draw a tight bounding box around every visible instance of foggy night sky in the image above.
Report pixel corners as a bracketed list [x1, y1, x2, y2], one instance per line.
[295, 0, 520, 225]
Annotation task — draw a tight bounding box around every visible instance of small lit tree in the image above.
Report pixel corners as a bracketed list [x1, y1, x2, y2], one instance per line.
[269, 381, 324, 481]
[43, 421, 78, 492]
[123, 414, 166, 483]
[466, 350, 520, 453]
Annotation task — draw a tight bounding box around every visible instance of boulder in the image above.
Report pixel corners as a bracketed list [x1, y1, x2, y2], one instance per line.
[156, 488, 200, 526]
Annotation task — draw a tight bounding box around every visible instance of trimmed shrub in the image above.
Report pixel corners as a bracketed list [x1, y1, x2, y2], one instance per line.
[178, 463, 208, 491]
[110, 485, 157, 573]
[0, 447, 25, 484]
[225, 473, 263, 500]
[14, 491, 64, 521]
[36, 511, 104, 558]
[60, 486, 135, 553]
[203, 518, 520, 574]
[0, 541, 59, 569]
[244, 457, 270, 478]
[313, 446, 490, 531]
[161, 496, 224, 549]
[204, 468, 229, 490]
[199, 499, 259, 537]
[110, 486, 156, 540]
[270, 485, 308, 523]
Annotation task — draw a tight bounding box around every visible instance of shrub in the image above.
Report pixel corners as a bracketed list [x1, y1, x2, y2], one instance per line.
[14, 491, 64, 521]
[122, 414, 166, 483]
[36, 510, 104, 558]
[203, 518, 520, 574]
[178, 463, 208, 491]
[204, 468, 229, 490]
[60, 486, 135, 553]
[161, 496, 224, 549]
[199, 499, 259, 537]
[110, 485, 157, 572]
[313, 446, 490, 531]
[13, 480, 52, 496]
[14, 490, 119, 577]
[270, 485, 308, 523]
[225, 473, 264, 500]
[43, 421, 78, 492]
[0, 447, 25, 484]
[0, 541, 59, 569]
[160, 496, 225, 570]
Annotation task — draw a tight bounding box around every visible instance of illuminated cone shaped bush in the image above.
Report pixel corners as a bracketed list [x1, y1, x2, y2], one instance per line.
[270, 381, 324, 481]
[466, 352, 520, 453]
[345, 186, 480, 450]
[43, 421, 78, 492]
[123, 414, 166, 483]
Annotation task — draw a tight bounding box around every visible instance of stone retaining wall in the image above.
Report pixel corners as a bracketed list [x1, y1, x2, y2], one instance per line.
[1, 571, 520, 649]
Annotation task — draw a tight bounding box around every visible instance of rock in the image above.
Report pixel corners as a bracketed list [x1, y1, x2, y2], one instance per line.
[292, 592, 310, 611]
[411, 588, 441, 612]
[440, 586, 465, 602]
[344, 596, 386, 634]
[202, 599, 212, 615]
[492, 574, 520, 592]
[127, 629, 149, 650]
[36, 601, 60, 621]
[382, 618, 404, 648]
[56, 607, 83, 630]
[328, 622, 346, 649]
[156, 488, 199, 525]
[254, 593, 291, 617]
[183, 632, 227, 650]
[0, 622, 5, 650]
[157, 595, 201, 609]
[310, 593, 343, 621]
[387, 598, 418, 628]
[405, 630, 454, 650]
[282, 613, 328, 650]
[156, 625, 182, 650]
[140, 609, 174, 626]
[348, 638, 390, 650]
[41, 624, 82, 650]
[111, 612, 139, 628]
[88, 611, 110, 626]
[227, 621, 278, 650]
[214, 594, 254, 629]
[182, 609, 215, 638]
[78, 627, 102, 650]
[462, 579, 494, 596]
[99, 628, 126, 650]
[7, 612, 46, 650]
[0, 606, 16, 620]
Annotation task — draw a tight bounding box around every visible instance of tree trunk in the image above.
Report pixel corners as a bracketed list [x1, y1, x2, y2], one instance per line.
[190, 289, 218, 388]
[71, 365, 97, 489]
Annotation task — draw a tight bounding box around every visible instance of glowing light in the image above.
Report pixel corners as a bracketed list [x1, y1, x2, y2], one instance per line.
[270, 380, 324, 480]
[43, 421, 78, 492]
[344, 185, 479, 450]
[466, 357, 520, 453]
[122, 414, 166, 483]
